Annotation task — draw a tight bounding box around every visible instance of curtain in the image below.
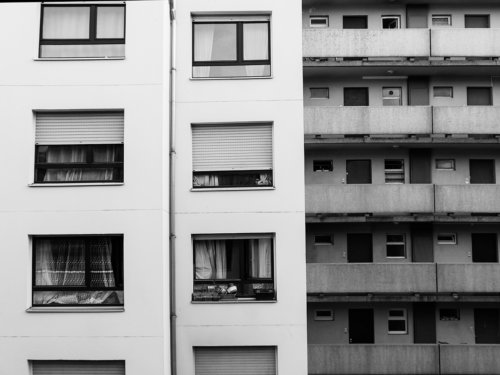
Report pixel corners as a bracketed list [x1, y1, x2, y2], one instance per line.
[195, 240, 227, 279]
[43, 7, 90, 39]
[243, 23, 269, 60]
[193, 174, 219, 187]
[90, 238, 116, 287]
[194, 24, 215, 77]
[96, 6, 125, 39]
[249, 239, 272, 278]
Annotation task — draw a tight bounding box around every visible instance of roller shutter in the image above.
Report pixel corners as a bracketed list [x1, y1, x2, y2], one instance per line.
[31, 360, 125, 375]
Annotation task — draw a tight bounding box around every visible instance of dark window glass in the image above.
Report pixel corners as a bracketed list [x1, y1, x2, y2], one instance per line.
[440, 309, 460, 321]
[382, 16, 401, 29]
[314, 235, 333, 245]
[470, 159, 495, 184]
[467, 87, 492, 106]
[344, 87, 369, 106]
[310, 88, 329, 99]
[343, 16, 368, 29]
[388, 320, 407, 332]
[386, 234, 406, 257]
[465, 15, 490, 28]
[313, 160, 333, 172]
[472, 233, 498, 263]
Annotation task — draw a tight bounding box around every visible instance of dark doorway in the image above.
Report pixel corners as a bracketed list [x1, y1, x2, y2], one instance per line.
[408, 77, 430, 106]
[411, 223, 434, 262]
[344, 87, 369, 106]
[467, 87, 492, 106]
[349, 309, 375, 343]
[475, 309, 500, 343]
[347, 233, 373, 263]
[343, 16, 368, 29]
[465, 15, 490, 28]
[470, 159, 495, 184]
[406, 5, 429, 28]
[346, 160, 372, 184]
[472, 233, 498, 263]
[413, 303, 436, 343]
[409, 149, 431, 184]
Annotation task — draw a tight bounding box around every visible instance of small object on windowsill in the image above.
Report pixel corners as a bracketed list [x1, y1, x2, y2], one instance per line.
[221, 294, 237, 300]
[254, 289, 275, 301]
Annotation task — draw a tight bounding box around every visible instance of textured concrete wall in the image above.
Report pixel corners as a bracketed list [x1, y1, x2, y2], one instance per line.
[438, 264, 500, 292]
[434, 106, 500, 134]
[440, 345, 500, 374]
[435, 185, 500, 213]
[432, 29, 500, 57]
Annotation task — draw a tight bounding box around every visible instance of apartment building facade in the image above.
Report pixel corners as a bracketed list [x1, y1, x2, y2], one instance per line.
[303, 0, 500, 374]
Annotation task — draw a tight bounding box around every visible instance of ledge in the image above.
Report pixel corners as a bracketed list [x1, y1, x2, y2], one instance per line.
[29, 183, 124, 187]
[34, 57, 125, 61]
[26, 306, 125, 313]
[190, 76, 273, 81]
[190, 186, 275, 192]
[192, 300, 277, 304]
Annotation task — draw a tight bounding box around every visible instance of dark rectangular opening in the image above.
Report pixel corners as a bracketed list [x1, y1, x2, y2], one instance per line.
[467, 87, 492, 106]
[347, 233, 373, 263]
[344, 87, 369, 106]
[472, 233, 498, 263]
[411, 223, 434, 262]
[409, 149, 431, 184]
[349, 309, 374, 343]
[343, 16, 368, 29]
[475, 309, 500, 343]
[346, 160, 372, 184]
[440, 308, 460, 321]
[470, 159, 495, 184]
[465, 15, 490, 28]
[313, 160, 333, 172]
[414, 303, 436, 343]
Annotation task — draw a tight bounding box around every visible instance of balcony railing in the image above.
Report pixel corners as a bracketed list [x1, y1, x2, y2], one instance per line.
[306, 184, 435, 214]
[433, 106, 500, 134]
[307, 263, 437, 294]
[437, 264, 500, 293]
[440, 345, 500, 374]
[305, 106, 432, 135]
[435, 185, 500, 213]
[303, 29, 430, 58]
[308, 344, 439, 374]
[432, 29, 500, 57]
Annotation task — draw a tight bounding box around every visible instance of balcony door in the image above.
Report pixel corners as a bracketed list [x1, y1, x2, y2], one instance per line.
[470, 159, 495, 184]
[347, 233, 373, 263]
[346, 160, 372, 184]
[406, 5, 428, 28]
[475, 309, 500, 343]
[472, 233, 498, 263]
[349, 309, 375, 344]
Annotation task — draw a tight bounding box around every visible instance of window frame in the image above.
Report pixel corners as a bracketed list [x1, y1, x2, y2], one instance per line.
[381, 15, 401, 29]
[310, 87, 330, 99]
[314, 234, 333, 245]
[384, 159, 405, 184]
[39, 4, 126, 57]
[437, 233, 457, 245]
[440, 308, 460, 321]
[310, 15, 329, 28]
[386, 234, 406, 258]
[432, 14, 452, 27]
[31, 234, 124, 307]
[433, 86, 454, 98]
[192, 19, 271, 73]
[314, 309, 335, 321]
[435, 159, 456, 170]
[388, 309, 408, 334]
[313, 160, 333, 172]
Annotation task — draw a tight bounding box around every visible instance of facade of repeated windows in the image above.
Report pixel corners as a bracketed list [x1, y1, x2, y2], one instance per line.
[304, 1, 500, 374]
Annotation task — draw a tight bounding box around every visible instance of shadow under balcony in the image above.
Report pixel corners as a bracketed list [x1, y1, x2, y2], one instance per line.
[305, 106, 432, 136]
[306, 184, 434, 214]
[433, 106, 500, 135]
[435, 185, 500, 213]
[303, 29, 430, 58]
[308, 344, 438, 375]
[307, 263, 437, 294]
[440, 345, 500, 374]
[437, 264, 500, 293]
[432, 29, 500, 57]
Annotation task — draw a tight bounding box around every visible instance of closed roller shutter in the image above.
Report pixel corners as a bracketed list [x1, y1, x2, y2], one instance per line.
[194, 347, 276, 375]
[192, 124, 272, 171]
[35, 112, 124, 145]
[32, 361, 125, 375]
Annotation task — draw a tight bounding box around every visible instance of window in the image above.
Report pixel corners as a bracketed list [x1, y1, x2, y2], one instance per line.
[310, 16, 329, 28]
[467, 87, 492, 106]
[344, 87, 369, 106]
[388, 309, 407, 334]
[195, 347, 276, 375]
[192, 15, 270, 78]
[465, 15, 490, 28]
[31, 361, 125, 375]
[314, 235, 333, 245]
[434, 87, 453, 98]
[385, 159, 405, 184]
[437, 233, 457, 245]
[382, 16, 401, 29]
[40, 5, 125, 58]
[313, 160, 333, 172]
[470, 159, 495, 184]
[440, 308, 460, 321]
[432, 15, 452, 26]
[383, 87, 402, 106]
[314, 310, 334, 321]
[472, 233, 498, 263]
[343, 16, 368, 29]
[386, 234, 406, 258]
[192, 234, 274, 301]
[32, 235, 123, 306]
[310, 87, 330, 99]
[346, 160, 372, 184]
[192, 123, 272, 188]
[34, 112, 124, 183]
[436, 159, 455, 170]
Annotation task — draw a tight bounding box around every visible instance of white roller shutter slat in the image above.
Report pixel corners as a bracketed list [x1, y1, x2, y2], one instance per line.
[35, 112, 124, 145]
[192, 124, 272, 172]
[32, 361, 125, 375]
[195, 347, 276, 375]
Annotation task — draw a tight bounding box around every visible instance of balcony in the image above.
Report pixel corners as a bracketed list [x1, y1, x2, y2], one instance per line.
[435, 185, 500, 213]
[437, 264, 500, 293]
[305, 106, 432, 135]
[432, 29, 500, 57]
[306, 184, 434, 214]
[440, 345, 500, 374]
[433, 106, 500, 135]
[307, 263, 436, 294]
[308, 344, 438, 374]
[303, 29, 430, 58]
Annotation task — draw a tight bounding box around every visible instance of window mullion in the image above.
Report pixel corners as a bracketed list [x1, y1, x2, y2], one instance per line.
[237, 22, 244, 63]
[89, 5, 97, 41]
[85, 238, 91, 289]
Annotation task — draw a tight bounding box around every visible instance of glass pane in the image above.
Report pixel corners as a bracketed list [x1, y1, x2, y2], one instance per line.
[89, 238, 117, 287]
[33, 290, 124, 305]
[243, 23, 269, 60]
[194, 23, 237, 61]
[249, 238, 272, 278]
[44, 146, 87, 163]
[96, 7, 125, 39]
[193, 171, 272, 188]
[40, 44, 125, 58]
[193, 64, 270, 78]
[40, 168, 116, 182]
[43, 7, 90, 39]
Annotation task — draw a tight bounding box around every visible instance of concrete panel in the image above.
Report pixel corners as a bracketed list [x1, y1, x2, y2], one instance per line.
[432, 29, 500, 57]
[303, 29, 430, 58]
[434, 106, 500, 134]
[307, 263, 437, 293]
[308, 344, 439, 374]
[438, 264, 500, 293]
[440, 345, 500, 374]
[435, 185, 500, 213]
[306, 184, 435, 214]
[305, 106, 432, 135]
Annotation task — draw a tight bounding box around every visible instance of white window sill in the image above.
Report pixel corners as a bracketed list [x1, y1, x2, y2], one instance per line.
[190, 76, 273, 81]
[34, 57, 125, 62]
[192, 300, 277, 304]
[29, 183, 124, 187]
[190, 186, 275, 192]
[27, 306, 124, 313]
